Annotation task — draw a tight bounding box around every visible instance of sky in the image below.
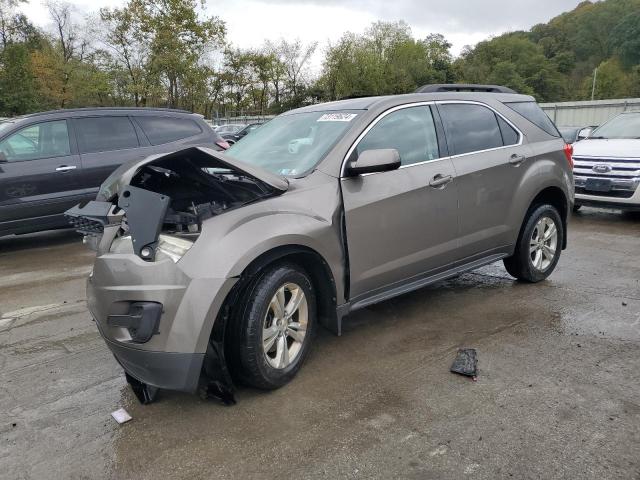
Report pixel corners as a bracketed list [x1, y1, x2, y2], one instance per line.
[19, 0, 585, 69]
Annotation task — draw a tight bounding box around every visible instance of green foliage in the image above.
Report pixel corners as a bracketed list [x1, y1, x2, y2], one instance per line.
[0, 42, 38, 114]
[319, 22, 454, 100]
[459, 0, 640, 101]
[582, 58, 632, 99]
[0, 0, 639, 118]
[609, 11, 640, 67]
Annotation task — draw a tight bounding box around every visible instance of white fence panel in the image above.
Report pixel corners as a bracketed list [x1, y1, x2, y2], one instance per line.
[540, 98, 640, 127]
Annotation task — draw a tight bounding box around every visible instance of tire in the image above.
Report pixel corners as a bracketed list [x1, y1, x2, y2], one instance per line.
[573, 204, 582, 212]
[230, 263, 317, 390]
[503, 204, 564, 283]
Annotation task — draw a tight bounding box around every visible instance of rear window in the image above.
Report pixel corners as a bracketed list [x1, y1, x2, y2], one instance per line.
[504, 101, 560, 137]
[77, 116, 139, 153]
[439, 103, 503, 155]
[135, 116, 202, 145]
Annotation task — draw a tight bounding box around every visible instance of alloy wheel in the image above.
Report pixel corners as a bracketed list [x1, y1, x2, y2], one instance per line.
[262, 282, 308, 369]
[529, 216, 558, 271]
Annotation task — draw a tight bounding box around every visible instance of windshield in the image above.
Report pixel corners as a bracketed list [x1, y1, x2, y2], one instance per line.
[590, 113, 640, 139]
[226, 110, 361, 176]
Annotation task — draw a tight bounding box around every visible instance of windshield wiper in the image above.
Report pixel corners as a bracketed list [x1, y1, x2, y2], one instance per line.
[588, 136, 607, 139]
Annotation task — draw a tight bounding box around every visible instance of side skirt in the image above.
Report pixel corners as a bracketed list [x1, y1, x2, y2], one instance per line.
[331, 252, 509, 335]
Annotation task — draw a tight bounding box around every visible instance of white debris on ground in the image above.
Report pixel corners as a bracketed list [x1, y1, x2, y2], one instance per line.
[111, 408, 132, 424]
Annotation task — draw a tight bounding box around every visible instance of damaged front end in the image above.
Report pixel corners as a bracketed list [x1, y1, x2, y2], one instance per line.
[66, 147, 288, 405]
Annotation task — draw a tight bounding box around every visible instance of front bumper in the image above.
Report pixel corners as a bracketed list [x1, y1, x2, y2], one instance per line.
[575, 182, 640, 211]
[104, 334, 204, 393]
[87, 251, 237, 394]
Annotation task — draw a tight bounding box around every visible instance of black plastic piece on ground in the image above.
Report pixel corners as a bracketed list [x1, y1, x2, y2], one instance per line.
[107, 302, 162, 343]
[450, 348, 478, 377]
[200, 380, 236, 406]
[125, 372, 159, 404]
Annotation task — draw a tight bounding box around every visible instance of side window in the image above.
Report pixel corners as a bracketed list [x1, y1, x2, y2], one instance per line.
[439, 104, 503, 155]
[0, 120, 70, 162]
[356, 106, 439, 166]
[76, 117, 139, 154]
[497, 116, 520, 146]
[135, 116, 202, 146]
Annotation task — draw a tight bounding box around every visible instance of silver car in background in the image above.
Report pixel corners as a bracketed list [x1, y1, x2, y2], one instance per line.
[67, 84, 573, 404]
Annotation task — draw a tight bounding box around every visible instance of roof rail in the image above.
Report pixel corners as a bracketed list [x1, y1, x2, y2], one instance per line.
[416, 84, 517, 94]
[20, 107, 193, 118]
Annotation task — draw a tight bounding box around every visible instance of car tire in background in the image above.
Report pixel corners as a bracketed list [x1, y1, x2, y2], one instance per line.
[230, 263, 317, 390]
[503, 204, 564, 283]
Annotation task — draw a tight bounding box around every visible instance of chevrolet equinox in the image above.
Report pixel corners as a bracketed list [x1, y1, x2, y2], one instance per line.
[67, 84, 574, 404]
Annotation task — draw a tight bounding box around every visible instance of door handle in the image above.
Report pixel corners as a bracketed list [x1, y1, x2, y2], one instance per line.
[509, 154, 526, 166]
[55, 165, 77, 172]
[429, 174, 453, 188]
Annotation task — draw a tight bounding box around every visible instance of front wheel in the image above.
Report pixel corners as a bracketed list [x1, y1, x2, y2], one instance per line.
[503, 204, 564, 282]
[230, 263, 316, 390]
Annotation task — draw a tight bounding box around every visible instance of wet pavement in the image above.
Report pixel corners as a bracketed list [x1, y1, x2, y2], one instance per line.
[1, 209, 639, 479]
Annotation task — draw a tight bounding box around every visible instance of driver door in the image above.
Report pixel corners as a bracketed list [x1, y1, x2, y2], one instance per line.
[0, 119, 83, 227]
[341, 104, 459, 305]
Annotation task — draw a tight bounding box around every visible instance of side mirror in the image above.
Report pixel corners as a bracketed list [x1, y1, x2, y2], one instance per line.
[347, 149, 401, 176]
[0, 151, 7, 163]
[577, 127, 593, 141]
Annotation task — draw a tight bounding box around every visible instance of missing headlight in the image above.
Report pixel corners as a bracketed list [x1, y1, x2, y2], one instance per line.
[156, 234, 194, 263]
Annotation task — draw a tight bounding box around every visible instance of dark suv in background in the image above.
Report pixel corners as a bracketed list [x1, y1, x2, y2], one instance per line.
[0, 108, 227, 237]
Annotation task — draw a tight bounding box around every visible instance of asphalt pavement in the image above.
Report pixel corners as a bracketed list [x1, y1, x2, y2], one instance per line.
[1, 209, 638, 479]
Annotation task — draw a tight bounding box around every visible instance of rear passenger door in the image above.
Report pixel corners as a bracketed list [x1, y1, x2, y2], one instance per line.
[73, 116, 148, 198]
[437, 101, 529, 260]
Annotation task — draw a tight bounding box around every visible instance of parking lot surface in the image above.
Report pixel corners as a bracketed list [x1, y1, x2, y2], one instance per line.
[1, 209, 639, 479]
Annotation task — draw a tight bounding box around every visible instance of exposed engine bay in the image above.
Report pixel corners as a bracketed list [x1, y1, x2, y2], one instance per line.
[129, 149, 277, 234]
[66, 147, 287, 264]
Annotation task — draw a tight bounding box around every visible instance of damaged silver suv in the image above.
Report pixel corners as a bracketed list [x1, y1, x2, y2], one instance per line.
[68, 85, 573, 404]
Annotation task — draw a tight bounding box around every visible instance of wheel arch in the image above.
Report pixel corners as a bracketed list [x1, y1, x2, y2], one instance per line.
[210, 244, 339, 349]
[199, 244, 340, 397]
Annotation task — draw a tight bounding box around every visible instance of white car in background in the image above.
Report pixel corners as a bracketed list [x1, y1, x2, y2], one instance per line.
[572, 111, 640, 211]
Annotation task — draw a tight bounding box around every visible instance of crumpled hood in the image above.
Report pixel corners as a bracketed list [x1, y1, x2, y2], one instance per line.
[573, 138, 640, 159]
[98, 146, 289, 201]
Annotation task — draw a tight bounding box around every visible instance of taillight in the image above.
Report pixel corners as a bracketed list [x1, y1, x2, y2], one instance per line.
[563, 143, 573, 168]
[215, 140, 230, 150]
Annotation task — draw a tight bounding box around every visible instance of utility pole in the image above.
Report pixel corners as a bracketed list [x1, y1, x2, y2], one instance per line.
[590, 67, 598, 101]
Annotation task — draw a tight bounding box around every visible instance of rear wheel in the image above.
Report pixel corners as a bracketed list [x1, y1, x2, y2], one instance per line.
[230, 263, 316, 390]
[503, 204, 563, 282]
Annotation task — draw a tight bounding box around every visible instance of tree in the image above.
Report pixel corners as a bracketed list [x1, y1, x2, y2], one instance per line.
[319, 21, 455, 101]
[609, 11, 640, 68]
[0, 42, 38, 114]
[583, 58, 631, 100]
[100, 3, 154, 106]
[456, 33, 566, 101]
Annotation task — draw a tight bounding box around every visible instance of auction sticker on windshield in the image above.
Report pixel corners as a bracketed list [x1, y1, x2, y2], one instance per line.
[317, 113, 358, 122]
